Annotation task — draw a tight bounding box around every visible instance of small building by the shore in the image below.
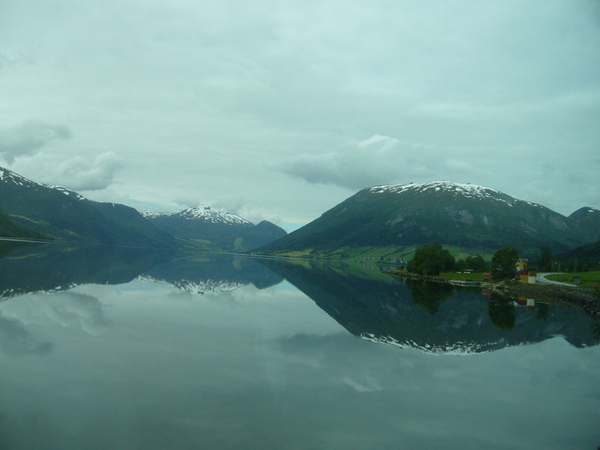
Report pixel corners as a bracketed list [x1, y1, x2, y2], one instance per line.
[517, 270, 537, 284]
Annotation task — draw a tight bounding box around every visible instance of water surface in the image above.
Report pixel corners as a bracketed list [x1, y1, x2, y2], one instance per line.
[1, 244, 598, 449]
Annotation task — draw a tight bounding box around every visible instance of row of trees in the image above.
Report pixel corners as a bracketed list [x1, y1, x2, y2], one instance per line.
[406, 243, 595, 280]
[407, 243, 522, 280]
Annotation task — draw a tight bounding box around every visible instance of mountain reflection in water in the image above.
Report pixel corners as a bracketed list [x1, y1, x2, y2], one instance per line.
[0, 242, 282, 299]
[1, 242, 597, 355]
[260, 259, 599, 354]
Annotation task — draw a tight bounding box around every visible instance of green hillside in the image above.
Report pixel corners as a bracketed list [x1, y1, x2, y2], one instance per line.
[0, 211, 50, 240]
[258, 182, 598, 259]
[0, 167, 176, 247]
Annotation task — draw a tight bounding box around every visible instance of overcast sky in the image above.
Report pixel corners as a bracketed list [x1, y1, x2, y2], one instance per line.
[1, 0, 599, 229]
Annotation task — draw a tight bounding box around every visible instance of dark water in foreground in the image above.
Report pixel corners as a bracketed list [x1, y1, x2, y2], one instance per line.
[1, 243, 599, 449]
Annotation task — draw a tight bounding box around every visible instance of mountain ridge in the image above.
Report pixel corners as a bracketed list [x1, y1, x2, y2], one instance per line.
[2, 168, 596, 256]
[0, 166, 286, 250]
[257, 181, 600, 257]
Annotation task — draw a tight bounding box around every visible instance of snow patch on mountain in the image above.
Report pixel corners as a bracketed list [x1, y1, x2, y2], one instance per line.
[0, 167, 39, 188]
[50, 185, 86, 201]
[143, 205, 251, 226]
[370, 181, 504, 198]
[1, 167, 88, 202]
[368, 181, 544, 209]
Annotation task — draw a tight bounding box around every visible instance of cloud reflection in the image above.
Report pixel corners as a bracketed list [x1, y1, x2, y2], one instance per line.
[0, 292, 110, 336]
[0, 313, 53, 356]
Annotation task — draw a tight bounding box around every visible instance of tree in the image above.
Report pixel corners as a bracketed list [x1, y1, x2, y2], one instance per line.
[490, 247, 519, 280]
[455, 255, 487, 272]
[455, 259, 467, 272]
[465, 255, 487, 271]
[407, 243, 455, 276]
[538, 246, 553, 272]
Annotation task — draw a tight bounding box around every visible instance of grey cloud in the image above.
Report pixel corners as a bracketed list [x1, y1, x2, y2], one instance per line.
[0, 120, 71, 163]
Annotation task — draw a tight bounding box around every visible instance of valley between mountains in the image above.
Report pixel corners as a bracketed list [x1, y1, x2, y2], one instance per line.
[1, 166, 599, 262]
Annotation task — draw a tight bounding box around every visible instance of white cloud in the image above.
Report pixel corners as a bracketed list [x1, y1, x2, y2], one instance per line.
[281, 135, 458, 190]
[173, 196, 202, 210]
[0, 120, 71, 163]
[13, 151, 126, 191]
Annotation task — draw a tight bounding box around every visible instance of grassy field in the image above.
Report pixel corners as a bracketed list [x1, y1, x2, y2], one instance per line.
[546, 271, 600, 290]
[439, 272, 485, 281]
[268, 245, 495, 265]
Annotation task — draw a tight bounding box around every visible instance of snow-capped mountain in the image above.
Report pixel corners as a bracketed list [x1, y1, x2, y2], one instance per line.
[259, 181, 598, 255]
[144, 205, 286, 251]
[369, 181, 538, 208]
[143, 204, 251, 226]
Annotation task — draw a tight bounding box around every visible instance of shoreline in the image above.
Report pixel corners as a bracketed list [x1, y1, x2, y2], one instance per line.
[383, 270, 600, 318]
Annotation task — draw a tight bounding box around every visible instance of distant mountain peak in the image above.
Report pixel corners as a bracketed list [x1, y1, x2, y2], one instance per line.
[570, 206, 600, 217]
[178, 205, 251, 225]
[143, 204, 251, 226]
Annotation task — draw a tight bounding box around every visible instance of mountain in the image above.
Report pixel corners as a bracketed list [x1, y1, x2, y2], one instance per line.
[569, 207, 600, 242]
[0, 166, 176, 247]
[144, 205, 287, 251]
[258, 181, 597, 257]
[240, 220, 290, 250]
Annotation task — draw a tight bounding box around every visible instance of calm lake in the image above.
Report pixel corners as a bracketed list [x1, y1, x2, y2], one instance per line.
[1, 243, 599, 449]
